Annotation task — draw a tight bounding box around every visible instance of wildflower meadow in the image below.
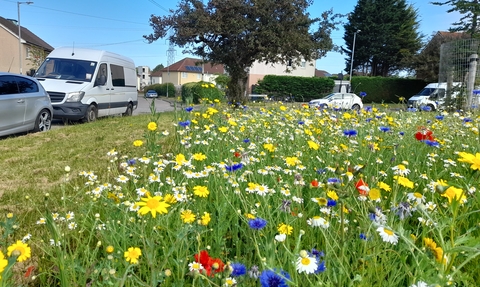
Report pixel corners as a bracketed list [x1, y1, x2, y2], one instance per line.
[1, 100, 480, 287]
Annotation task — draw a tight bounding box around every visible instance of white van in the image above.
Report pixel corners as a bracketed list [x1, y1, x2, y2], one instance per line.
[34, 47, 138, 122]
[407, 82, 462, 111]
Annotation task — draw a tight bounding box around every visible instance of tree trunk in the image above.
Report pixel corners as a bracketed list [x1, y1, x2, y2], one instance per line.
[226, 67, 249, 105]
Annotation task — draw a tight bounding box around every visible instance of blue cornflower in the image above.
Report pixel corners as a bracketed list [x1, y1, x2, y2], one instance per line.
[310, 249, 324, 258]
[230, 262, 247, 277]
[359, 233, 367, 240]
[259, 269, 291, 287]
[298, 120, 305, 125]
[422, 106, 432, 112]
[359, 91, 367, 97]
[343, 129, 358, 137]
[243, 138, 250, 143]
[375, 115, 383, 119]
[249, 218, 267, 230]
[364, 106, 372, 112]
[185, 106, 193, 112]
[225, 163, 243, 172]
[366, 118, 373, 122]
[316, 260, 326, 273]
[399, 131, 405, 136]
[463, 117, 472, 123]
[368, 213, 376, 221]
[327, 178, 341, 184]
[179, 120, 191, 127]
[379, 126, 390, 132]
[327, 199, 337, 207]
[435, 115, 444, 120]
[407, 107, 417, 112]
[127, 159, 136, 165]
[425, 140, 440, 147]
[316, 168, 326, 174]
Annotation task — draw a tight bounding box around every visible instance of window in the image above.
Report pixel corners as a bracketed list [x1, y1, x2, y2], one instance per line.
[182, 72, 187, 78]
[0, 75, 38, 95]
[142, 75, 145, 79]
[95, 63, 108, 86]
[142, 68, 145, 72]
[301, 61, 306, 68]
[197, 74, 202, 80]
[111, 64, 126, 87]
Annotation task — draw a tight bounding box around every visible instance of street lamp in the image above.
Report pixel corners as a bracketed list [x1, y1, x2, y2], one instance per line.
[18, 1, 33, 74]
[349, 30, 360, 92]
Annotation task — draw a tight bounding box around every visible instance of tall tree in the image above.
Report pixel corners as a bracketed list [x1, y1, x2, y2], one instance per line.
[432, 0, 480, 37]
[144, 0, 339, 103]
[343, 0, 422, 77]
[152, 64, 164, 73]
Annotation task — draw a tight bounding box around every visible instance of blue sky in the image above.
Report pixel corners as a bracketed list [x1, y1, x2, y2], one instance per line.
[1, 0, 459, 73]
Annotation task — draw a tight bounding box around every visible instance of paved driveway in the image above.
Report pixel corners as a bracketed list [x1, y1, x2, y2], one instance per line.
[134, 96, 175, 115]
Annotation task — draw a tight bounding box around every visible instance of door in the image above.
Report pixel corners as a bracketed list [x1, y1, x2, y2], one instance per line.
[92, 63, 112, 117]
[109, 64, 127, 115]
[0, 75, 27, 133]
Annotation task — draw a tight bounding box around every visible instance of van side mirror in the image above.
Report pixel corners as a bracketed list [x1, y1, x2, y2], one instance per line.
[95, 75, 107, 86]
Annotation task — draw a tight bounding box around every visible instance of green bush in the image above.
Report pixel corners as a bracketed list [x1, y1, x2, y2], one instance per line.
[181, 82, 224, 104]
[254, 75, 335, 101]
[351, 77, 427, 103]
[143, 83, 176, 97]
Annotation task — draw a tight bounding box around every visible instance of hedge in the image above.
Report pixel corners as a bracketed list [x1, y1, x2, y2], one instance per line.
[350, 77, 427, 104]
[143, 83, 176, 97]
[181, 82, 224, 104]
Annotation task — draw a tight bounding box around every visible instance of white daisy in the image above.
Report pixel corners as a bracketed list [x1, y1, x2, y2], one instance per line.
[224, 277, 237, 287]
[376, 226, 399, 245]
[275, 234, 286, 242]
[188, 261, 204, 272]
[407, 192, 426, 205]
[392, 164, 410, 176]
[296, 251, 318, 274]
[116, 175, 129, 183]
[307, 216, 329, 229]
[410, 281, 429, 287]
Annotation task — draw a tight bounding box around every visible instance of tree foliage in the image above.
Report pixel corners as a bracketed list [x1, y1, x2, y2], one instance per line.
[27, 45, 48, 71]
[343, 0, 422, 77]
[432, 0, 480, 37]
[144, 0, 340, 103]
[152, 64, 164, 73]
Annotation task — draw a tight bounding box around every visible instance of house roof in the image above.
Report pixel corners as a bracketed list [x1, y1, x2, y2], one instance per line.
[151, 70, 162, 77]
[315, 69, 332, 77]
[162, 57, 225, 74]
[0, 16, 54, 51]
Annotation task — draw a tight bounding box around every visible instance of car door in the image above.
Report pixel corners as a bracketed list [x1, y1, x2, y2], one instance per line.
[18, 76, 42, 127]
[0, 75, 27, 133]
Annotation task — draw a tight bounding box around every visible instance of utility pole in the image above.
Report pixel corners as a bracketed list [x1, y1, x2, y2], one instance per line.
[17, 1, 33, 74]
[349, 30, 360, 92]
[166, 38, 176, 97]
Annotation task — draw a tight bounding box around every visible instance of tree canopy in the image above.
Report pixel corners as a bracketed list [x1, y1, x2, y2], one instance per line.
[152, 64, 164, 73]
[144, 0, 340, 103]
[343, 0, 422, 77]
[432, 0, 480, 38]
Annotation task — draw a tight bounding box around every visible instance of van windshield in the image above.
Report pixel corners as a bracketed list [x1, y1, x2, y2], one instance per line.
[417, 88, 436, 96]
[35, 58, 97, 82]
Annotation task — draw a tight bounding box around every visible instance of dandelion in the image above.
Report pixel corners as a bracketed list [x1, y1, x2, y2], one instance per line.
[376, 227, 399, 245]
[249, 218, 267, 230]
[193, 185, 210, 197]
[7, 240, 31, 262]
[259, 269, 291, 287]
[147, 121, 157, 131]
[181, 209, 196, 224]
[277, 223, 293, 235]
[296, 250, 318, 274]
[136, 194, 170, 218]
[124, 247, 142, 264]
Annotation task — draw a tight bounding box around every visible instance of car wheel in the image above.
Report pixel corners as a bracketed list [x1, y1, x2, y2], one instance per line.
[320, 104, 328, 109]
[123, 103, 133, 116]
[33, 109, 52, 132]
[427, 104, 435, 112]
[352, 104, 360, 111]
[83, 104, 98, 122]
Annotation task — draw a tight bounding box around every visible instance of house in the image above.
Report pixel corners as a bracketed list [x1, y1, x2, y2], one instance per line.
[315, 69, 332, 78]
[247, 59, 316, 93]
[415, 31, 469, 82]
[150, 70, 162, 85]
[136, 66, 151, 90]
[162, 58, 225, 86]
[0, 16, 53, 74]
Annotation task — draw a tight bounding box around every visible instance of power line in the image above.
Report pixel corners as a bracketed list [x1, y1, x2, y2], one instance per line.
[147, 0, 170, 13]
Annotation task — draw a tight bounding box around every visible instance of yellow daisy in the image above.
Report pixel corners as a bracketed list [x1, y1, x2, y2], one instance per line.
[7, 240, 31, 262]
[136, 194, 170, 218]
[124, 247, 142, 264]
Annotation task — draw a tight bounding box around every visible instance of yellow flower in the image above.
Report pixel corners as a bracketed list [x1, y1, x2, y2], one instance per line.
[193, 185, 210, 197]
[133, 140, 144, 147]
[124, 247, 142, 264]
[307, 140, 319, 150]
[181, 210, 196, 224]
[377, 182, 391, 192]
[147, 121, 157, 131]
[219, 126, 229, 133]
[106, 246, 114, 253]
[277, 223, 293, 235]
[7, 240, 31, 262]
[457, 151, 480, 170]
[200, 212, 211, 226]
[0, 250, 8, 274]
[424, 238, 445, 263]
[279, 106, 287, 111]
[368, 188, 381, 201]
[175, 153, 188, 166]
[441, 186, 466, 204]
[7, 213, 13, 218]
[136, 194, 170, 218]
[285, 156, 300, 166]
[393, 176, 414, 189]
[343, 112, 352, 119]
[192, 153, 207, 161]
[263, 143, 276, 152]
[326, 190, 339, 201]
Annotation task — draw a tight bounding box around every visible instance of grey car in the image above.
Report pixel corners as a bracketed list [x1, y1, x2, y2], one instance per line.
[145, 89, 158, 98]
[0, 72, 53, 137]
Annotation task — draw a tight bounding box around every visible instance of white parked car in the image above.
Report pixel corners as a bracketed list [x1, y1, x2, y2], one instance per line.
[309, 93, 363, 110]
[0, 72, 53, 137]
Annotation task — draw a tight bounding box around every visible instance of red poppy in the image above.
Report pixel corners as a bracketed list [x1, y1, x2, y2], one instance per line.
[234, 151, 241, 158]
[415, 127, 434, 141]
[24, 266, 35, 278]
[311, 179, 319, 187]
[355, 179, 369, 196]
[194, 250, 224, 277]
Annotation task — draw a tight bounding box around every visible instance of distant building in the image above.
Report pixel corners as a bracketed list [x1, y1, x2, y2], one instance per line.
[150, 70, 162, 85]
[162, 58, 225, 86]
[136, 66, 151, 90]
[0, 16, 53, 74]
[315, 69, 332, 78]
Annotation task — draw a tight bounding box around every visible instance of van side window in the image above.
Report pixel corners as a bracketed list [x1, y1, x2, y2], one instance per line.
[438, 89, 445, 98]
[95, 63, 108, 86]
[111, 64, 125, 87]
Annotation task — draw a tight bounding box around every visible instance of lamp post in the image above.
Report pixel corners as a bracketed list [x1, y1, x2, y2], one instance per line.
[17, 1, 33, 74]
[349, 30, 360, 92]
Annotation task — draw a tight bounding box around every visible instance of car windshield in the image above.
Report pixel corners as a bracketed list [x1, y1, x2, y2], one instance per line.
[417, 88, 436, 96]
[35, 58, 97, 82]
[148, 90, 155, 93]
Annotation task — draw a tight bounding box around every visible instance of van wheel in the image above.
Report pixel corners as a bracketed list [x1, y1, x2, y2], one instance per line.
[33, 109, 52, 132]
[427, 104, 435, 112]
[84, 105, 97, 122]
[123, 103, 133, 117]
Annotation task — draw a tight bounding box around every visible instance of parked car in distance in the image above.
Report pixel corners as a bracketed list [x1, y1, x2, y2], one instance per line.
[0, 72, 53, 137]
[309, 93, 363, 110]
[145, 90, 158, 98]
